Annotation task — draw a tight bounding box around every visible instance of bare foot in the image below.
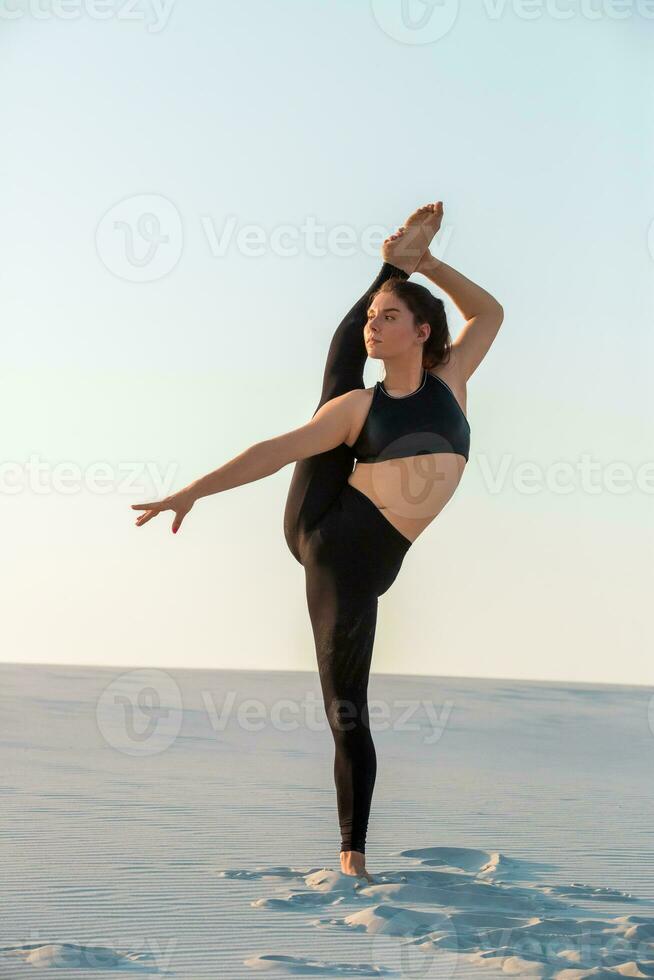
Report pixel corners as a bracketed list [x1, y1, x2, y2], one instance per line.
[382, 201, 444, 275]
[340, 849, 375, 884]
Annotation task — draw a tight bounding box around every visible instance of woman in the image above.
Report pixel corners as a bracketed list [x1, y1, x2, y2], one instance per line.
[131, 201, 504, 883]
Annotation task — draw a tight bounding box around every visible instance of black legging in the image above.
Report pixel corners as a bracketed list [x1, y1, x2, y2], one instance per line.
[283, 262, 413, 855]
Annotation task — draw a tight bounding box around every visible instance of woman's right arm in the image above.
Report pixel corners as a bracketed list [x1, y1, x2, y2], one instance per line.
[188, 391, 356, 499]
[131, 390, 359, 532]
[417, 252, 504, 382]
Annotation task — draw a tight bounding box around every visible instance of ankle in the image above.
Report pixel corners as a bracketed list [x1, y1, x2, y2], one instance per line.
[382, 260, 411, 280]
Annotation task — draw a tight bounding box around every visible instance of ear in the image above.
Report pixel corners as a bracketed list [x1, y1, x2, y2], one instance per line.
[417, 321, 431, 343]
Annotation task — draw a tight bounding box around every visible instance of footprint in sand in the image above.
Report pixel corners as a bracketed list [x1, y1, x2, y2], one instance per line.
[226, 845, 654, 978]
[244, 952, 396, 974]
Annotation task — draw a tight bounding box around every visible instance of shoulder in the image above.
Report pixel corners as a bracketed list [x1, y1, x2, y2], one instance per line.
[321, 386, 374, 411]
[345, 385, 376, 424]
[325, 385, 376, 423]
[343, 386, 376, 448]
[341, 385, 376, 408]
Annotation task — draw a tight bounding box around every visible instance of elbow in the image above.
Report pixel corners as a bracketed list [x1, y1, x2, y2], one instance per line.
[478, 298, 503, 324]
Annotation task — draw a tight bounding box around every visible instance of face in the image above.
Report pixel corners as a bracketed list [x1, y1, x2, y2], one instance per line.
[364, 292, 430, 360]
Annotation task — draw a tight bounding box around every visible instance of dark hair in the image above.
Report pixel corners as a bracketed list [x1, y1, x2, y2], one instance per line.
[368, 277, 452, 370]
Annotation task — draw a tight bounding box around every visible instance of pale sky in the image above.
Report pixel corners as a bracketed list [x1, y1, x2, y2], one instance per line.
[2, 0, 652, 685]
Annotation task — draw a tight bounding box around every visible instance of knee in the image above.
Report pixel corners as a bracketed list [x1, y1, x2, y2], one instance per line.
[326, 696, 371, 738]
[284, 532, 301, 565]
[283, 517, 304, 565]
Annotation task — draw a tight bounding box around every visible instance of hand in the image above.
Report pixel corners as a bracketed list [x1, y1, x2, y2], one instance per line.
[131, 487, 196, 534]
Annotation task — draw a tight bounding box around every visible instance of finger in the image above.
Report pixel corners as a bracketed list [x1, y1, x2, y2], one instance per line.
[135, 510, 158, 526]
[171, 507, 191, 534]
[131, 502, 163, 511]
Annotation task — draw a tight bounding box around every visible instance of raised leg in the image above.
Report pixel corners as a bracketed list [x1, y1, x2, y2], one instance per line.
[283, 261, 408, 563]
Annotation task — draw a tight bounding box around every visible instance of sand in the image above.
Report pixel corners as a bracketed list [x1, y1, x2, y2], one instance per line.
[1, 663, 652, 977]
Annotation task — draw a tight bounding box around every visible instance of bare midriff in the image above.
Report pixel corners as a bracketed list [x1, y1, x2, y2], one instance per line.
[347, 452, 467, 544]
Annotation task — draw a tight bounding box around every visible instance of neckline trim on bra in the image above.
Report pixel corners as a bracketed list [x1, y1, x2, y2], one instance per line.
[379, 368, 427, 400]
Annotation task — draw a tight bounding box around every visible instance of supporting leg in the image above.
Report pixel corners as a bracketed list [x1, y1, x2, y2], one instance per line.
[304, 556, 379, 855]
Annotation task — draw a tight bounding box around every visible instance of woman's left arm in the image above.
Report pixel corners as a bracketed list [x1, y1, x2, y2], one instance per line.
[417, 253, 504, 382]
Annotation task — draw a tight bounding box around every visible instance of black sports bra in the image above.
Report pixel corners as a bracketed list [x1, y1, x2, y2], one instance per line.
[351, 368, 471, 463]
